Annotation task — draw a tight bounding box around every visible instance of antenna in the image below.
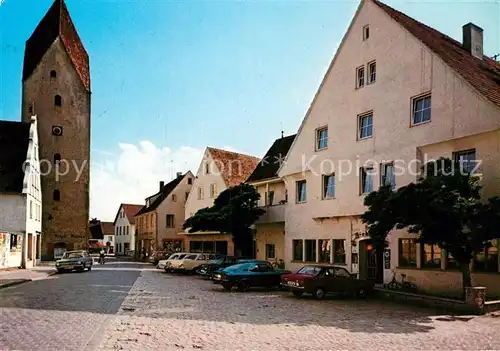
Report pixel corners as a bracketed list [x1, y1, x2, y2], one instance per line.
[493, 54, 500, 62]
[280, 121, 284, 138]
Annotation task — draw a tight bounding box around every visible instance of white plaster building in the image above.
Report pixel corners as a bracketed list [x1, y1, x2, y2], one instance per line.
[113, 203, 142, 256]
[0, 116, 42, 269]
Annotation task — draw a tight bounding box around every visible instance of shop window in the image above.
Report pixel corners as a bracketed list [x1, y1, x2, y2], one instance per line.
[333, 239, 346, 264]
[474, 239, 499, 273]
[318, 239, 331, 263]
[398, 239, 417, 267]
[422, 244, 441, 268]
[304, 240, 316, 262]
[292, 240, 303, 261]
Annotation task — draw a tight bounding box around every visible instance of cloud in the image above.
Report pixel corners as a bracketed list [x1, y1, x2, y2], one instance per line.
[90, 141, 204, 222]
[89, 141, 248, 222]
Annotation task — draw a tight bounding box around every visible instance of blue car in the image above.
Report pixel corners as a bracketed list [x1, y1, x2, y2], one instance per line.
[212, 260, 291, 292]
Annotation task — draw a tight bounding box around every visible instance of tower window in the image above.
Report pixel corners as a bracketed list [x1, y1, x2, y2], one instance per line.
[54, 153, 61, 164]
[50, 70, 57, 79]
[54, 95, 62, 107]
[53, 189, 60, 201]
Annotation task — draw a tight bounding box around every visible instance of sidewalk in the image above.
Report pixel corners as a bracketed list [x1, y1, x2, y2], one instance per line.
[0, 266, 57, 289]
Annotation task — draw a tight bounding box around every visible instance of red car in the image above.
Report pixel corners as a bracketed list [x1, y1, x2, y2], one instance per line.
[281, 264, 374, 299]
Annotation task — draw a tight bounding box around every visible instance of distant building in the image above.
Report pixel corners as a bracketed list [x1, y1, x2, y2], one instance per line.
[88, 219, 115, 255]
[0, 117, 42, 268]
[183, 148, 260, 256]
[135, 172, 194, 257]
[113, 203, 142, 256]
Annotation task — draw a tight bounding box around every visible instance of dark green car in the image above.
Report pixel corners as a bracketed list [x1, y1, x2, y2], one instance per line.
[212, 260, 291, 292]
[55, 250, 93, 273]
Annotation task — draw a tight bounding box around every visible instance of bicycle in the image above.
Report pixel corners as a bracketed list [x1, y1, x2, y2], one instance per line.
[387, 271, 417, 291]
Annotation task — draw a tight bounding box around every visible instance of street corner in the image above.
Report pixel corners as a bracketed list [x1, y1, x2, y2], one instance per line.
[0, 278, 32, 290]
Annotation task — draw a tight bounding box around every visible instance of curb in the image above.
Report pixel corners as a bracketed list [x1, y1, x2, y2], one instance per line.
[0, 279, 32, 290]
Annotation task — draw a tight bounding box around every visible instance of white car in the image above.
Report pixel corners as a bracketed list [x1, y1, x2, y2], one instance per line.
[165, 253, 190, 272]
[176, 253, 219, 273]
[157, 252, 189, 269]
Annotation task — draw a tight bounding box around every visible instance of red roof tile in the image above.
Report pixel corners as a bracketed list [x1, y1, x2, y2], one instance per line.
[207, 148, 260, 188]
[374, 0, 500, 108]
[122, 204, 143, 224]
[100, 221, 115, 235]
[23, 0, 90, 91]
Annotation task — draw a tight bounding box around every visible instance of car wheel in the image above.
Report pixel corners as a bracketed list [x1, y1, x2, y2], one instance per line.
[57, 269, 64, 274]
[292, 290, 304, 297]
[313, 288, 325, 300]
[237, 281, 250, 292]
[222, 282, 232, 291]
[356, 287, 366, 298]
[88, 266, 92, 271]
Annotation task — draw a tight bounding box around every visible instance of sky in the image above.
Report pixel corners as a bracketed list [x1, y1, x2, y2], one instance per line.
[0, 0, 498, 221]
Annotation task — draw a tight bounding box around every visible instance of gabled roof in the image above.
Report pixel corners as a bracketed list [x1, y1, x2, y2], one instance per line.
[0, 121, 30, 193]
[23, 0, 90, 91]
[246, 134, 296, 183]
[207, 147, 260, 187]
[135, 172, 190, 216]
[112, 203, 143, 225]
[373, 0, 500, 109]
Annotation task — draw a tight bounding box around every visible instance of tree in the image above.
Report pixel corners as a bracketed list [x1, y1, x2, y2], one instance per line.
[183, 183, 265, 257]
[363, 157, 500, 296]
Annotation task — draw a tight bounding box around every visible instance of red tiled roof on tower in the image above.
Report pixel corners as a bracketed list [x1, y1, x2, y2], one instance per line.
[207, 148, 260, 188]
[23, 0, 90, 91]
[373, 0, 500, 108]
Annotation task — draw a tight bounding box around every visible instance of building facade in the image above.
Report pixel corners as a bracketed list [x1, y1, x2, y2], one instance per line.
[0, 117, 42, 269]
[113, 203, 142, 256]
[21, 0, 91, 259]
[278, 0, 500, 297]
[246, 134, 295, 264]
[183, 147, 260, 256]
[135, 172, 193, 257]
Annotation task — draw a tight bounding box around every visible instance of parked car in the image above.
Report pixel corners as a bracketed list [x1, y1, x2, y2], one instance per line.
[157, 252, 188, 269]
[197, 257, 257, 279]
[281, 264, 374, 299]
[212, 260, 291, 292]
[164, 253, 189, 272]
[55, 250, 93, 273]
[174, 253, 219, 273]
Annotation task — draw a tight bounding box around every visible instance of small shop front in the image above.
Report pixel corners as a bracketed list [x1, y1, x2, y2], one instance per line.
[184, 232, 234, 256]
[0, 232, 24, 269]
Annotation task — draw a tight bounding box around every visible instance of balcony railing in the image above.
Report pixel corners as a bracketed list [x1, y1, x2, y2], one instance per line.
[256, 203, 286, 224]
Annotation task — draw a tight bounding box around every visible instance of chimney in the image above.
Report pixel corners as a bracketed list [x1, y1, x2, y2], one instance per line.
[176, 172, 182, 178]
[463, 23, 484, 60]
[159, 181, 165, 192]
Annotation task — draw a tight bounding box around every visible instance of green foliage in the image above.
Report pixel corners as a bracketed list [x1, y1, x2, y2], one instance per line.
[362, 157, 500, 291]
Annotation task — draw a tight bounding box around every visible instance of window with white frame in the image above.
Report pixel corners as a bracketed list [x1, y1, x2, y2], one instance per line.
[368, 61, 376, 83]
[358, 112, 373, 139]
[316, 127, 328, 150]
[265, 244, 276, 259]
[381, 162, 396, 190]
[296, 180, 307, 203]
[322, 174, 335, 199]
[453, 149, 477, 174]
[172, 194, 177, 202]
[356, 66, 365, 88]
[360, 167, 374, 194]
[412, 94, 431, 124]
[197, 187, 204, 200]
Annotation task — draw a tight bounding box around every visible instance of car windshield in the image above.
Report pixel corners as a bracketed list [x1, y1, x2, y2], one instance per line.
[177, 254, 187, 259]
[297, 266, 322, 275]
[213, 258, 224, 264]
[62, 252, 83, 259]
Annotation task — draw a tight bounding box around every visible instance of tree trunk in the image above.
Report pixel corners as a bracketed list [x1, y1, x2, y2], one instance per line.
[460, 262, 472, 299]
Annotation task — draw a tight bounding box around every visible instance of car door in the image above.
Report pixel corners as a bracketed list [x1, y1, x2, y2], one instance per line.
[333, 267, 353, 294]
[256, 262, 275, 286]
[317, 267, 336, 293]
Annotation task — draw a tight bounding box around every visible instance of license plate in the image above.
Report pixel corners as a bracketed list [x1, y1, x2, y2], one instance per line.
[287, 281, 298, 287]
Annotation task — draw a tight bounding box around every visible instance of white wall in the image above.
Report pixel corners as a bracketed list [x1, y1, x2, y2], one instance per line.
[0, 195, 26, 232]
[115, 206, 134, 254]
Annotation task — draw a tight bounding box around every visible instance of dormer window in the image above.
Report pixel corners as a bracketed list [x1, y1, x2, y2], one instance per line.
[54, 95, 62, 107]
[363, 25, 370, 40]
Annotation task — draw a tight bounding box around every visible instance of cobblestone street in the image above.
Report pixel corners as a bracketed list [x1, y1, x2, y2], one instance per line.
[1, 262, 500, 350]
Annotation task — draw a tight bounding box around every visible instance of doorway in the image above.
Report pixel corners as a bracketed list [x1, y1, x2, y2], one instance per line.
[359, 239, 383, 283]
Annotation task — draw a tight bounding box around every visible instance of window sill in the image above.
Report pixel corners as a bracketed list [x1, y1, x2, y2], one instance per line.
[322, 196, 336, 201]
[315, 147, 328, 152]
[358, 135, 373, 141]
[410, 119, 431, 127]
[295, 201, 307, 204]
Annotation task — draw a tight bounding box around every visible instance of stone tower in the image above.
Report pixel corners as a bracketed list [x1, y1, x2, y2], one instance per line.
[21, 0, 90, 259]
